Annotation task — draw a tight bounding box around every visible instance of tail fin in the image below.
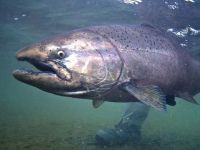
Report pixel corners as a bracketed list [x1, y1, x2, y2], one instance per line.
[191, 58, 200, 94]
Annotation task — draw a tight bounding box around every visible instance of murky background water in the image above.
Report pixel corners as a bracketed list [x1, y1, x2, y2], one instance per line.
[1, 0, 200, 149]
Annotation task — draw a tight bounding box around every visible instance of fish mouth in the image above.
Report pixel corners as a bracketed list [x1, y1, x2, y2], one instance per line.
[12, 49, 74, 91]
[13, 58, 62, 80]
[12, 55, 90, 96]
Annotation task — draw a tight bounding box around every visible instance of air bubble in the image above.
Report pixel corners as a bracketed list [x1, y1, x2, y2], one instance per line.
[14, 17, 19, 21]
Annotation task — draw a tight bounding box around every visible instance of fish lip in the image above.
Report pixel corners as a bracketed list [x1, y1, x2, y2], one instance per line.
[12, 69, 57, 78]
[14, 57, 68, 81]
[20, 58, 57, 74]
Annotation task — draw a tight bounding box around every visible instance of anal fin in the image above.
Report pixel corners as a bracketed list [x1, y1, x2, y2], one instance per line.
[179, 92, 198, 105]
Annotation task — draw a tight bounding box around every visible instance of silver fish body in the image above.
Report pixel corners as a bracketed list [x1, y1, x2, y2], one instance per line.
[13, 24, 200, 111]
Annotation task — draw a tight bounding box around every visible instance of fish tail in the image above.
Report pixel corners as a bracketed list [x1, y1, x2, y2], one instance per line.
[192, 58, 200, 90]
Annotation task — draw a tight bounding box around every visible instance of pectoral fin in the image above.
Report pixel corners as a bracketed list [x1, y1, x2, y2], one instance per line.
[123, 83, 167, 111]
[92, 100, 104, 108]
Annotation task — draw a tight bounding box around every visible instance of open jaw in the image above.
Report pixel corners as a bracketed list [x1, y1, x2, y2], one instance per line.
[13, 58, 92, 96]
[13, 58, 61, 81]
[12, 56, 74, 92]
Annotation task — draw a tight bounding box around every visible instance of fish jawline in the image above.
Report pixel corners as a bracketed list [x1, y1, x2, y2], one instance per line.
[13, 69, 91, 96]
[13, 69, 58, 78]
[60, 90, 91, 95]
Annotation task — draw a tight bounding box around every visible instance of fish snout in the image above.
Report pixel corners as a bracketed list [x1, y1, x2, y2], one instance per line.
[16, 46, 47, 61]
[16, 47, 33, 60]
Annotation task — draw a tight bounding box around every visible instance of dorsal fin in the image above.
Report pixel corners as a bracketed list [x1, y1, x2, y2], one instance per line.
[179, 92, 198, 105]
[141, 23, 155, 29]
[140, 23, 166, 36]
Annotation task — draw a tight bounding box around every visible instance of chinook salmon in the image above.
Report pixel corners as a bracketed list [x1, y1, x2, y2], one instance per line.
[13, 24, 200, 111]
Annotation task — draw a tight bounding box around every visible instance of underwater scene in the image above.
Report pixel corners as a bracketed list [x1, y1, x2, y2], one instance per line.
[1, 0, 200, 149]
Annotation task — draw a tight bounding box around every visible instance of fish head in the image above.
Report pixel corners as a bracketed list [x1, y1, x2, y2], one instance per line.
[13, 29, 123, 98]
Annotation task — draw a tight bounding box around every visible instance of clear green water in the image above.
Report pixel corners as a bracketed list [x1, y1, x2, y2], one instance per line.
[1, 0, 200, 150]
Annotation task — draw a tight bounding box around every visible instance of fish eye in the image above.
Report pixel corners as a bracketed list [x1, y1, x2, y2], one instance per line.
[57, 50, 65, 58]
